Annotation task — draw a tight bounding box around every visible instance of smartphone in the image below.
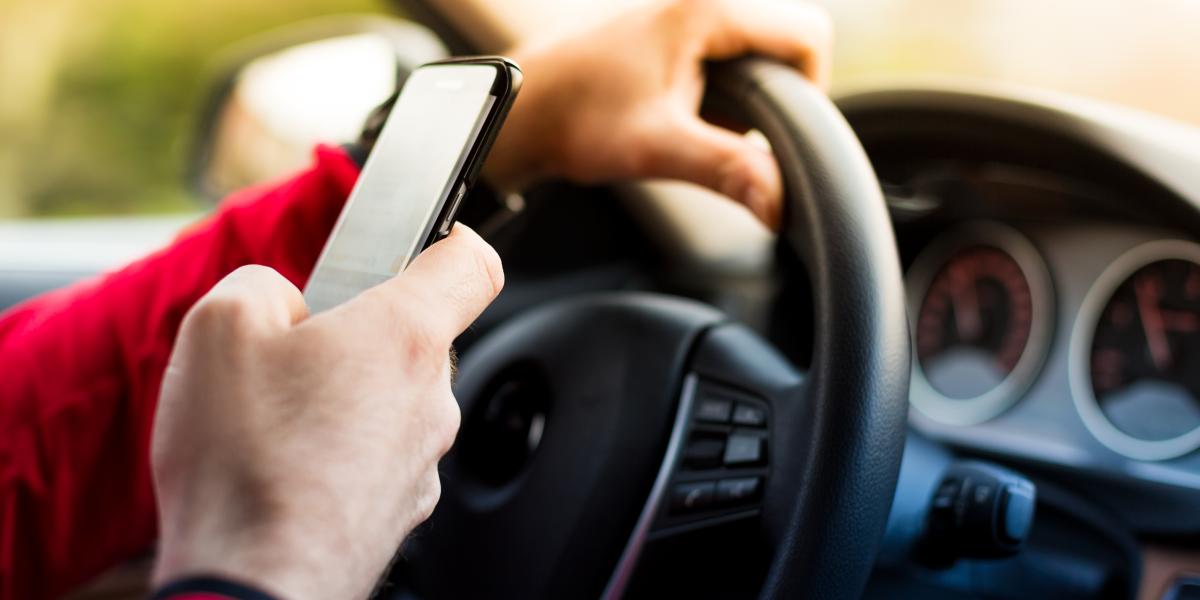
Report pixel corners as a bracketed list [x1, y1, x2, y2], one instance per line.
[304, 57, 521, 313]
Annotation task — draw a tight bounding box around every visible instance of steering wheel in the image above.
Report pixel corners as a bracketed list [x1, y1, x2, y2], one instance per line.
[401, 58, 910, 600]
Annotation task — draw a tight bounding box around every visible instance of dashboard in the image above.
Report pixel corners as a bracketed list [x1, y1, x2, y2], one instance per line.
[836, 83, 1200, 544]
[810, 84, 1200, 598]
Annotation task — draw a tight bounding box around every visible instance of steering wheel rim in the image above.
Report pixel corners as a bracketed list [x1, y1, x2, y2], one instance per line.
[704, 58, 910, 598]
[403, 58, 909, 600]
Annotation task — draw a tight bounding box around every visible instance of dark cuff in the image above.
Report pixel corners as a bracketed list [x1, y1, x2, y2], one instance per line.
[151, 575, 280, 600]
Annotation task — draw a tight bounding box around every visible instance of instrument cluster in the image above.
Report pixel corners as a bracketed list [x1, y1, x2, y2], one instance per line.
[907, 224, 1200, 466]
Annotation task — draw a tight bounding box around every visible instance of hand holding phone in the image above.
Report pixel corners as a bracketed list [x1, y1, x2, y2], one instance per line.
[304, 57, 520, 313]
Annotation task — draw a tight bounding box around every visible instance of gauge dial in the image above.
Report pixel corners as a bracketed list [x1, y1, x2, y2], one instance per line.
[916, 247, 1033, 398]
[1074, 241, 1200, 460]
[908, 224, 1053, 426]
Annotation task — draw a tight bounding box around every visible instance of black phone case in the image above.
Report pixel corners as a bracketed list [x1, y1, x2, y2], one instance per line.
[418, 56, 523, 250]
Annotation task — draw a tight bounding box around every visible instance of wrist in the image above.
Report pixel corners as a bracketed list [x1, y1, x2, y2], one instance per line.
[152, 575, 281, 600]
[154, 513, 362, 600]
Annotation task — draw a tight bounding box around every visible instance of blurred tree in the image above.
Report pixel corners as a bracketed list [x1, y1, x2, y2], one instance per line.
[0, 0, 385, 217]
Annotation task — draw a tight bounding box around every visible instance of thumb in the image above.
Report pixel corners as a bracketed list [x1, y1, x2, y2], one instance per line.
[638, 112, 783, 229]
[347, 224, 505, 346]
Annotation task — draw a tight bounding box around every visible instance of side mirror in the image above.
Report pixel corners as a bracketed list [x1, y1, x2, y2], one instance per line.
[190, 16, 447, 203]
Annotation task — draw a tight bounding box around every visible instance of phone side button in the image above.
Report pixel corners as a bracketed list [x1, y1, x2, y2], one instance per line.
[439, 183, 468, 236]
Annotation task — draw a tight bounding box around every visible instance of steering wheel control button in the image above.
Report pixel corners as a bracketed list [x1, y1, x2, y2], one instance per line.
[683, 433, 726, 469]
[723, 432, 764, 466]
[731, 403, 767, 427]
[919, 461, 1036, 566]
[670, 481, 716, 513]
[715, 477, 762, 505]
[695, 397, 733, 423]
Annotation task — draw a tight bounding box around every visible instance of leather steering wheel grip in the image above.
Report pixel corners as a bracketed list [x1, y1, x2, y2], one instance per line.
[706, 59, 911, 600]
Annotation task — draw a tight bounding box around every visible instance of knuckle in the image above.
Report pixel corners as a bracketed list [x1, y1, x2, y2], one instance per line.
[647, 0, 691, 36]
[670, 0, 720, 29]
[664, 0, 711, 17]
[233, 263, 279, 281]
[655, 0, 682, 17]
[183, 265, 281, 336]
[185, 292, 254, 336]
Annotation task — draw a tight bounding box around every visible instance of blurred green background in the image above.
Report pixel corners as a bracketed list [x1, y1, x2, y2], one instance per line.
[0, 0, 385, 218]
[4, 0, 1200, 219]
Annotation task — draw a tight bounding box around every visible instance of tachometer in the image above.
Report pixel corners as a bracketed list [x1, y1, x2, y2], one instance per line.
[908, 223, 1054, 425]
[1071, 240, 1200, 460]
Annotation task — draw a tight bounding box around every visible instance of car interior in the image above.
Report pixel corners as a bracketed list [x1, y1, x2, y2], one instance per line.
[7, 0, 1200, 599]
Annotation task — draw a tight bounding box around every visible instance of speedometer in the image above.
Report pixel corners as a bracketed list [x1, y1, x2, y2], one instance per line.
[908, 223, 1054, 426]
[1071, 240, 1200, 461]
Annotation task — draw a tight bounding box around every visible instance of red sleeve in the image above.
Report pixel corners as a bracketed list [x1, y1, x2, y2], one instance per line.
[0, 145, 359, 599]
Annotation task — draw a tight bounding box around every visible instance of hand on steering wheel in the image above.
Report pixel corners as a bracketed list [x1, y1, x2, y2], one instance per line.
[484, 0, 833, 229]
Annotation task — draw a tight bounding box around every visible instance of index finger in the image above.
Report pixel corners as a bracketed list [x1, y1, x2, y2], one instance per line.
[188, 265, 310, 336]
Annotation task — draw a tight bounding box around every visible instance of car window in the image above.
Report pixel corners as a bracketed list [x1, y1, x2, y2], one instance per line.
[0, 0, 385, 219]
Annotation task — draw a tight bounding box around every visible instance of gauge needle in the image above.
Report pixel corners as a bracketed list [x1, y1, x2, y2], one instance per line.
[1135, 274, 1171, 371]
[950, 265, 983, 342]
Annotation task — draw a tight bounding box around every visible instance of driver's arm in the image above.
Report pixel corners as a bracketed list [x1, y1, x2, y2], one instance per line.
[0, 1, 829, 597]
[148, 225, 502, 600]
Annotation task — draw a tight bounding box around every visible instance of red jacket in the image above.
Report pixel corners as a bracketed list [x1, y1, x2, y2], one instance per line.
[0, 146, 360, 598]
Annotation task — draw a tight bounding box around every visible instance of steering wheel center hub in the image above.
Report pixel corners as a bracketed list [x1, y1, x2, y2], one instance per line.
[458, 363, 551, 487]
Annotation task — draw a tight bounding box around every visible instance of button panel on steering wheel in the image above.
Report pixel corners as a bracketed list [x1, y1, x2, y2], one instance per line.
[656, 378, 770, 530]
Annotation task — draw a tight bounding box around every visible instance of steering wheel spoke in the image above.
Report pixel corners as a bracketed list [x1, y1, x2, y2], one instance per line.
[606, 322, 808, 599]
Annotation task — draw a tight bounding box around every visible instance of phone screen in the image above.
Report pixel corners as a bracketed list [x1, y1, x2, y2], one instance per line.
[304, 64, 499, 313]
